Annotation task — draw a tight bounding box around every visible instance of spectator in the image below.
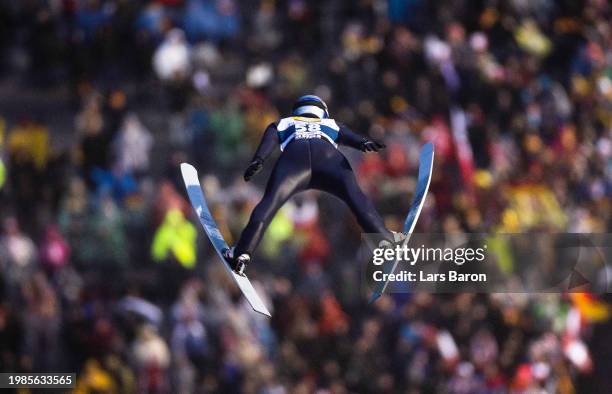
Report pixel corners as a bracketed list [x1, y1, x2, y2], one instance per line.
[131, 324, 170, 393]
[39, 225, 70, 273]
[114, 113, 154, 176]
[151, 208, 197, 269]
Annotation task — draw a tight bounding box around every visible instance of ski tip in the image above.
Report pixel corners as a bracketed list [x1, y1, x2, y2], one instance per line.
[368, 291, 381, 305]
[421, 141, 434, 155]
[181, 163, 200, 187]
[180, 162, 195, 173]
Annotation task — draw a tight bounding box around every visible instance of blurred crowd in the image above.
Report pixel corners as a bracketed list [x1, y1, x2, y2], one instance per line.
[0, 0, 611, 393]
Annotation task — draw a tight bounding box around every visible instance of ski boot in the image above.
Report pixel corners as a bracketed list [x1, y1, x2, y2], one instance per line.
[222, 248, 250, 276]
[378, 231, 407, 249]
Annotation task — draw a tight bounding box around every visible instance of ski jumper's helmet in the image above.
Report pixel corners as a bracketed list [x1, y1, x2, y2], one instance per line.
[292, 95, 329, 119]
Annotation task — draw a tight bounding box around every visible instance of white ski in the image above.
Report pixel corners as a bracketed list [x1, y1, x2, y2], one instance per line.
[180, 163, 272, 317]
[369, 142, 435, 303]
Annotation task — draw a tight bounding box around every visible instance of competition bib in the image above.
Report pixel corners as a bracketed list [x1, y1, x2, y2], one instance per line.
[294, 122, 322, 139]
[277, 117, 340, 151]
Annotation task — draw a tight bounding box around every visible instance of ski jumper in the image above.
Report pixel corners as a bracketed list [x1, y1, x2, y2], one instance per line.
[234, 116, 391, 257]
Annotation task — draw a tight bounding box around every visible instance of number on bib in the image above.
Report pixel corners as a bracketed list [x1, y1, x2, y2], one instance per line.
[294, 122, 322, 140]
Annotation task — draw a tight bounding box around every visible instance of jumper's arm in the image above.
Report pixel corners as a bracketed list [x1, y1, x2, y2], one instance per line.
[337, 122, 385, 152]
[251, 122, 278, 162]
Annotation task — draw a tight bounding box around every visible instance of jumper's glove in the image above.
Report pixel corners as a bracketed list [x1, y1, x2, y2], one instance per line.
[360, 139, 386, 152]
[243, 157, 264, 182]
